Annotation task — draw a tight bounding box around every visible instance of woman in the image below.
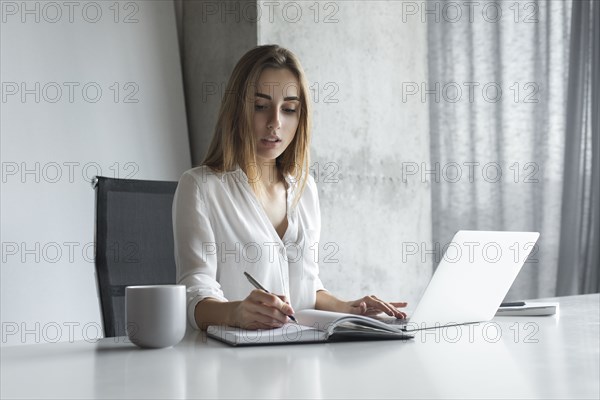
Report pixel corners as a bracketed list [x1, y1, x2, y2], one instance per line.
[173, 45, 407, 330]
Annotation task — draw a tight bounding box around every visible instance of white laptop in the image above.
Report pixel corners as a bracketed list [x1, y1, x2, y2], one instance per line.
[380, 230, 540, 331]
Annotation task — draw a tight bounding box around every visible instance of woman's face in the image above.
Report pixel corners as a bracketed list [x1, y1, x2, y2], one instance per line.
[252, 67, 301, 163]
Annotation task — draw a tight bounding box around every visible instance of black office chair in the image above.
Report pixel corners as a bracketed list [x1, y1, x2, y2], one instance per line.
[92, 176, 178, 337]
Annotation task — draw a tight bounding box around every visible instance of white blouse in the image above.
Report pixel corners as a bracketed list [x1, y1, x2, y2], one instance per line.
[172, 165, 326, 329]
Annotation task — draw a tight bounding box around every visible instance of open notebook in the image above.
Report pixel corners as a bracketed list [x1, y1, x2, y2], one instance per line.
[207, 309, 414, 346]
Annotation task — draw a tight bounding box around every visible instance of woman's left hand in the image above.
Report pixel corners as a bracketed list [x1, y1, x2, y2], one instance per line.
[346, 295, 408, 319]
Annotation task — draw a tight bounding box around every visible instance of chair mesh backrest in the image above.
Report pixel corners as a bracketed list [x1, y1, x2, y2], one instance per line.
[94, 176, 178, 337]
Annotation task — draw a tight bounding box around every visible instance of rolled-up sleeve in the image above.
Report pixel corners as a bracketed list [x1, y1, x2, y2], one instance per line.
[172, 171, 227, 330]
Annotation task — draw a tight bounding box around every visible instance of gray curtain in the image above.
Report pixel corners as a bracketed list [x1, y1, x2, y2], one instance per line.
[428, 0, 598, 299]
[174, 0, 258, 166]
[556, 0, 600, 295]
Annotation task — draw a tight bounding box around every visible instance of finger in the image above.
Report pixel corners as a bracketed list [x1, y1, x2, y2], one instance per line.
[372, 296, 408, 308]
[248, 290, 294, 314]
[275, 294, 295, 315]
[276, 294, 289, 304]
[349, 301, 367, 315]
[364, 305, 407, 319]
[390, 308, 407, 319]
[239, 293, 290, 328]
[238, 303, 285, 329]
[251, 289, 284, 309]
[389, 302, 409, 319]
[363, 308, 391, 316]
[365, 295, 397, 316]
[245, 302, 289, 325]
[268, 294, 295, 316]
[371, 297, 409, 318]
[384, 304, 406, 318]
[248, 289, 275, 303]
[251, 295, 291, 323]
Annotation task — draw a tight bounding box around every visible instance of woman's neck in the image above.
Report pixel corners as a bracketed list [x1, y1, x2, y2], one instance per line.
[255, 159, 283, 189]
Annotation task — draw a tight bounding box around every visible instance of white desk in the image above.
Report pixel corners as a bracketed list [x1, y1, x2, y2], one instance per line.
[2, 294, 599, 399]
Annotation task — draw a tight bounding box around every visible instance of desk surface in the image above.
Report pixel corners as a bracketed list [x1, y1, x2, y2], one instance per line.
[2, 294, 599, 399]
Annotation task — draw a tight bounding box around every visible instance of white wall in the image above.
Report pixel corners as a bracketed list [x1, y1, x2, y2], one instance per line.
[1, 0, 191, 346]
[258, 1, 432, 304]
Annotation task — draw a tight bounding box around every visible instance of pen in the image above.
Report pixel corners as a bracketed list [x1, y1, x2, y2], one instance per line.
[243, 271, 297, 323]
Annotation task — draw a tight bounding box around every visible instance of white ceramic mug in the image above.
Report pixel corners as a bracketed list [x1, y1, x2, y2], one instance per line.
[125, 285, 186, 348]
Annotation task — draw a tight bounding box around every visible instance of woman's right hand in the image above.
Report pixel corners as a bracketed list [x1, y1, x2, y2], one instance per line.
[231, 289, 295, 330]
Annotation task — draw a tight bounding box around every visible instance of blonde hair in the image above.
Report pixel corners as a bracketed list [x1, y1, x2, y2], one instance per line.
[203, 45, 312, 208]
